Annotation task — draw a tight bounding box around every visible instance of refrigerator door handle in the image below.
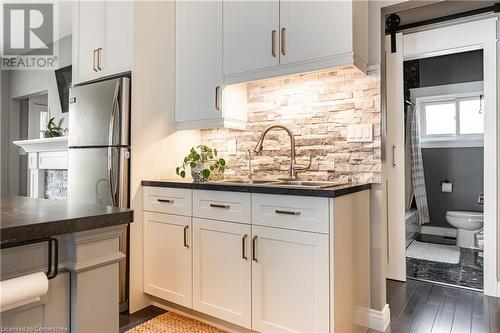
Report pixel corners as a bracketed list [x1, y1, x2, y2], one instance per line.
[108, 147, 119, 207]
[108, 81, 121, 147]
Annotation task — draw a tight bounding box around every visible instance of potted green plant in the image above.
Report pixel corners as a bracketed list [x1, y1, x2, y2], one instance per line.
[176, 145, 226, 183]
[44, 117, 63, 138]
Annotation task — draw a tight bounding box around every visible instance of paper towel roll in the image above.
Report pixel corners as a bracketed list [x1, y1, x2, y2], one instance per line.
[0, 272, 49, 312]
[441, 182, 453, 192]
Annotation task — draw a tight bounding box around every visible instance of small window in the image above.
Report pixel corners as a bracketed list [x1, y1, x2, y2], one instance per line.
[423, 101, 456, 136]
[459, 98, 484, 134]
[420, 95, 483, 147]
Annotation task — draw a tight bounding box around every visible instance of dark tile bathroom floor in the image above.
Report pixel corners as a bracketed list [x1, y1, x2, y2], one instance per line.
[406, 235, 483, 290]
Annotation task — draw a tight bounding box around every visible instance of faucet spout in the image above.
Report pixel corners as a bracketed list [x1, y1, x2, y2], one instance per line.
[253, 124, 299, 179]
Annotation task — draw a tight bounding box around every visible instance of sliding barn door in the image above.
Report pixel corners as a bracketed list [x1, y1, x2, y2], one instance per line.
[383, 33, 406, 281]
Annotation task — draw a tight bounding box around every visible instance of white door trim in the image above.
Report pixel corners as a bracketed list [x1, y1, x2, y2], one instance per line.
[384, 16, 499, 296]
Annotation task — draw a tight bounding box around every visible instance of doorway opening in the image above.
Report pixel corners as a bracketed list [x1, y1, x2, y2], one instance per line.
[384, 17, 498, 296]
[403, 50, 484, 291]
[17, 92, 49, 196]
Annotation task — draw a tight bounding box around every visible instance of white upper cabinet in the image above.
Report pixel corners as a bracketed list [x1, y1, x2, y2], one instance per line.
[72, 1, 103, 84]
[73, 1, 133, 85]
[175, 0, 247, 130]
[223, 0, 368, 84]
[223, 1, 280, 75]
[279, 0, 352, 65]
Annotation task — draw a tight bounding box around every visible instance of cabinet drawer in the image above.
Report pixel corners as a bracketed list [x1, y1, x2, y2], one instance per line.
[193, 190, 250, 224]
[143, 187, 192, 216]
[252, 194, 329, 233]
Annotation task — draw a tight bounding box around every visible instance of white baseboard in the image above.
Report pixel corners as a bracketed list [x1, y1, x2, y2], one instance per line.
[420, 226, 457, 238]
[356, 304, 390, 332]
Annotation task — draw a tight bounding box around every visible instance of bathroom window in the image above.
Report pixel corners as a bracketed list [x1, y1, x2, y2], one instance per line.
[419, 94, 484, 147]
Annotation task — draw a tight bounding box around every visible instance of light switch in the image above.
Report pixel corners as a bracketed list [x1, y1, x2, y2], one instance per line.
[347, 124, 373, 142]
[227, 139, 237, 155]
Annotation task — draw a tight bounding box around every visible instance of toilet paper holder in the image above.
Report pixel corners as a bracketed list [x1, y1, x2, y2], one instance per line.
[1, 237, 58, 280]
[440, 179, 453, 190]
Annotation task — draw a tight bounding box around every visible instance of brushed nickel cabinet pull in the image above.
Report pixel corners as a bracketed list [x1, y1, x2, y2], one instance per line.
[392, 145, 396, 167]
[271, 30, 277, 57]
[252, 235, 258, 262]
[97, 47, 103, 71]
[210, 203, 230, 209]
[157, 199, 174, 204]
[183, 225, 189, 248]
[281, 27, 286, 56]
[275, 209, 301, 216]
[93, 49, 98, 72]
[242, 234, 248, 260]
[215, 86, 221, 111]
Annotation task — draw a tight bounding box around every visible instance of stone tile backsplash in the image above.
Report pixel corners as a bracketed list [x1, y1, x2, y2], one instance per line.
[45, 169, 68, 200]
[201, 66, 381, 183]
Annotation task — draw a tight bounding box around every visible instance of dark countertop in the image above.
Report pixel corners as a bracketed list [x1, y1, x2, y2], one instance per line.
[1, 196, 133, 246]
[141, 179, 371, 198]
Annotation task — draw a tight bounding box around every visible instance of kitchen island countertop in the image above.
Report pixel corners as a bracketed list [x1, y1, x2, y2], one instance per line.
[1, 196, 133, 246]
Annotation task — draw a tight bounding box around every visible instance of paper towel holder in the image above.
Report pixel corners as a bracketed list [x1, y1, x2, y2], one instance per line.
[1, 237, 58, 280]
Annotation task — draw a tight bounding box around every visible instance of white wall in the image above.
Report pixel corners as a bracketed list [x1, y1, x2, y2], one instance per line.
[0, 71, 11, 196]
[129, 1, 201, 312]
[8, 35, 72, 129]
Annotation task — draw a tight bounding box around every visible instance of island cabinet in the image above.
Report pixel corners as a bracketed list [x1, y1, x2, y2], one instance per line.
[142, 186, 370, 333]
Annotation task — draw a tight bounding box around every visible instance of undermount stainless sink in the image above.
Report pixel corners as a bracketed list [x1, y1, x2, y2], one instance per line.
[272, 180, 348, 189]
[214, 179, 279, 185]
[212, 179, 347, 189]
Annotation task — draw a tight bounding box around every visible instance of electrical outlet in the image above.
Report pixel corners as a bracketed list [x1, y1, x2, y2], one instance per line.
[228, 140, 237, 155]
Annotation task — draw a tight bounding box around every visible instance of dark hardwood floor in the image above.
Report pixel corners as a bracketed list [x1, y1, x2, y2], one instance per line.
[119, 280, 500, 333]
[119, 305, 166, 332]
[383, 279, 500, 333]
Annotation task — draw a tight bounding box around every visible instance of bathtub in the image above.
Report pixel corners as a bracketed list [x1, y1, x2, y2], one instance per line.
[405, 208, 419, 248]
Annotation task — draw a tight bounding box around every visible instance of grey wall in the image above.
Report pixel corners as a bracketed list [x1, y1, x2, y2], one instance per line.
[422, 148, 484, 228]
[419, 50, 483, 87]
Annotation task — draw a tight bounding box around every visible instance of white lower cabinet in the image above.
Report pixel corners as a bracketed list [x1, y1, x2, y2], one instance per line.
[192, 218, 252, 328]
[143, 211, 192, 308]
[251, 225, 330, 333]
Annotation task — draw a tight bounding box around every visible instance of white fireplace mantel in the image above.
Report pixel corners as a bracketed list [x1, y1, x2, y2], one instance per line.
[13, 136, 68, 153]
[13, 137, 69, 198]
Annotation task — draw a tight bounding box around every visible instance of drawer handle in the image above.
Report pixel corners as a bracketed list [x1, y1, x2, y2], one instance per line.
[252, 235, 258, 262]
[242, 234, 248, 260]
[275, 209, 301, 216]
[183, 225, 189, 248]
[157, 199, 174, 204]
[210, 203, 230, 209]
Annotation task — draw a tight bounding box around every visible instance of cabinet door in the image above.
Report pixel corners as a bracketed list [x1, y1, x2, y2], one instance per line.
[223, 0, 279, 75]
[175, 0, 223, 125]
[279, 0, 352, 65]
[143, 212, 192, 308]
[252, 226, 329, 333]
[192, 218, 251, 328]
[101, 1, 133, 76]
[73, 1, 104, 84]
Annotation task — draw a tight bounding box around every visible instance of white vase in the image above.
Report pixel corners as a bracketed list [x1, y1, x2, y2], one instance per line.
[191, 164, 209, 183]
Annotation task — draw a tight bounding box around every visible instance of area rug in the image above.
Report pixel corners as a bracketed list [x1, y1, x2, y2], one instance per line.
[406, 240, 460, 264]
[126, 312, 227, 333]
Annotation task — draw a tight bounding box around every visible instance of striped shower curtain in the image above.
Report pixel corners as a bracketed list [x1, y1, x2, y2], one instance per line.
[409, 105, 430, 225]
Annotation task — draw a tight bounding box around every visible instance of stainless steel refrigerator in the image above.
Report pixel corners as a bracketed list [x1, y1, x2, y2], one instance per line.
[68, 77, 130, 312]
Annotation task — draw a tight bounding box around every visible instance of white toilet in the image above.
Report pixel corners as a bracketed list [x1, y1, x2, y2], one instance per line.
[445, 210, 484, 248]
